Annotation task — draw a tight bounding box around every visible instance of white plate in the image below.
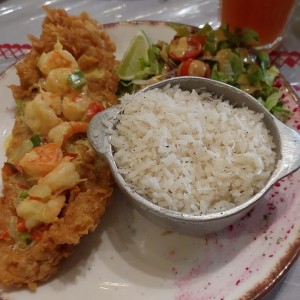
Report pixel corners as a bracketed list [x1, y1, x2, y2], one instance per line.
[1, 21, 300, 300]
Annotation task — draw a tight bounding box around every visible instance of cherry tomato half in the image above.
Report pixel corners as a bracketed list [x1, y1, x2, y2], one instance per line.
[177, 59, 211, 78]
[169, 35, 205, 62]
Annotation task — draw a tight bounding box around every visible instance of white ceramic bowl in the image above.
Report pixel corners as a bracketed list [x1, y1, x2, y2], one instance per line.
[88, 76, 300, 236]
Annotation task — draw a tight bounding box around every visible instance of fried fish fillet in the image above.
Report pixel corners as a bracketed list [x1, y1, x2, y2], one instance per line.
[0, 7, 119, 289]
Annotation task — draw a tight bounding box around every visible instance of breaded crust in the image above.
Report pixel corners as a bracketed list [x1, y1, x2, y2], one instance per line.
[0, 7, 118, 289]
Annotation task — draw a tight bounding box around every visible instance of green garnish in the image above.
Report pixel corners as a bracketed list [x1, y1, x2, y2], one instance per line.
[68, 70, 87, 89]
[30, 134, 42, 147]
[19, 232, 32, 245]
[19, 190, 29, 199]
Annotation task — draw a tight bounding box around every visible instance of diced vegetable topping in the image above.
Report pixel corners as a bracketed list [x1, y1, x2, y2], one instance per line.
[19, 232, 32, 245]
[19, 190, 29, 199]
[17, 218, 27, 233]
[85, 102, 105, 120]
[68, 70, 87, 89]
[30, 134, 43, 147]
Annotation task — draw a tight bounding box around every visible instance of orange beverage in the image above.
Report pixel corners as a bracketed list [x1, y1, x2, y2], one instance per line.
[221, 0, 295, 50]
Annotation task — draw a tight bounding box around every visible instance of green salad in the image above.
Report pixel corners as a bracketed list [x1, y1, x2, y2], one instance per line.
[117, 23, 290, 121]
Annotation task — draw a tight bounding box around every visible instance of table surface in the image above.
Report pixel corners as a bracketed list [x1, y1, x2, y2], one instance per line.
[0, 1, 299, 299]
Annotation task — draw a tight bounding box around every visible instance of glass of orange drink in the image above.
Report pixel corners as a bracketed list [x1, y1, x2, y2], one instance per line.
[220, 0, 295, 51]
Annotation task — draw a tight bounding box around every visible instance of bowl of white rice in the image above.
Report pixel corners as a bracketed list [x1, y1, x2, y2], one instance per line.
[88, 76, 300, 235]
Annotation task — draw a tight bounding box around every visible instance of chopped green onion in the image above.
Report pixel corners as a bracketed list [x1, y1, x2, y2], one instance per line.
[68, 70, 87, 89]
[19, 190, 28, 199]
[30, 134, 42, 147]
[19, 232, 32, 245]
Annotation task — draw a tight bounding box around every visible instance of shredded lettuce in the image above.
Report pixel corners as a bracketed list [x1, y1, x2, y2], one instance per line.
[264, 91, 281, 111]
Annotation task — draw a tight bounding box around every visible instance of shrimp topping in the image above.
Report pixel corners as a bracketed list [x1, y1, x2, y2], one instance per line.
[48, 121, 89, 147]
[38, 156, 81, 195]
[16, 156, 81, 230]
[16, 195, 66, 231]
[62, 93, 91, 121]
[19, 143, 64, 178]
[45, 67, 73, 96]
[38, 41, 78, 76]
[33, 91, 62, 115]
[24, 94, 61, 135]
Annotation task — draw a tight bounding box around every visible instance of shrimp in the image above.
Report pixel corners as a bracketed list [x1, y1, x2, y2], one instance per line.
[36, 90, 62, 115]
[17, 156, 81, 230]
[16, 195, 66, 231]
[45, 67, 73, 96]
[24, 95, 61, 136]
[62, 93, 91, 121]
[28, 183, 52, 200]
[38, 41, 78, 76]
[19, 143, 63, 178]
[48, 121, 88, 147]
[38, 156, 81, 195]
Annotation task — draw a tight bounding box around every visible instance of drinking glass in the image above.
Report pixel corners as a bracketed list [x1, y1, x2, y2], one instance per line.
[220, 0, 295, 51]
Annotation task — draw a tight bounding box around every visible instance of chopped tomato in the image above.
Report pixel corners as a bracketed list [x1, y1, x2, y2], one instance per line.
[17, 218, 27, 233]
[169, 35, 205, 62]
[86, 102, 105, 120]
[177, 59, 211, 78]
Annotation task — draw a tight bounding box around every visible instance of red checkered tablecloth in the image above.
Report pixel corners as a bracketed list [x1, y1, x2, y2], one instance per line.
[0, 43, 31, 59]
[270, 51, 300, 68]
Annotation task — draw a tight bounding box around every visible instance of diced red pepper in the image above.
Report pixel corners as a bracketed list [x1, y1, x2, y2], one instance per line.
[86, 102, 105, 120]
[17, 218, 27, 233]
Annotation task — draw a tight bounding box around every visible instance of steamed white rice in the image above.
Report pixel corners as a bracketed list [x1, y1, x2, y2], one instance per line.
[110, 85, 276, 214]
